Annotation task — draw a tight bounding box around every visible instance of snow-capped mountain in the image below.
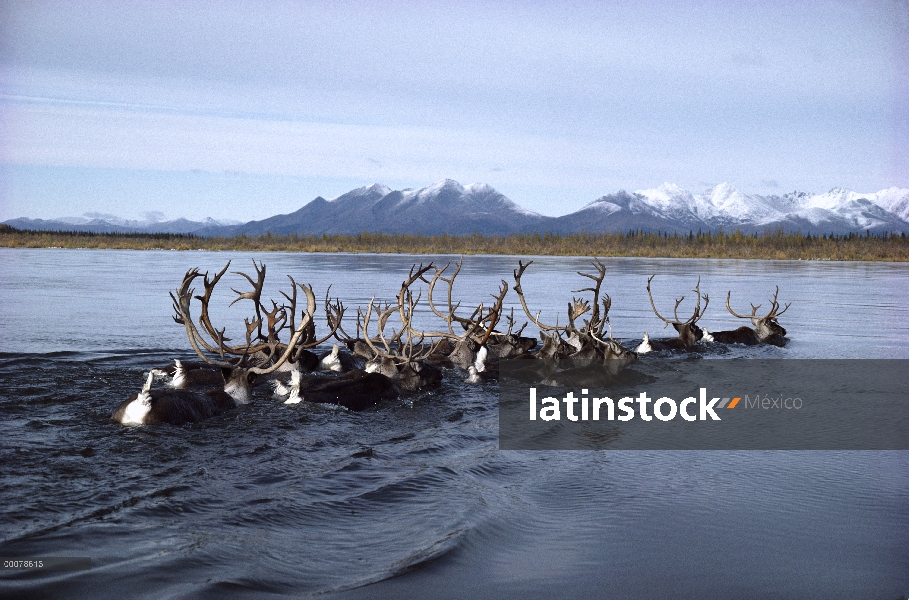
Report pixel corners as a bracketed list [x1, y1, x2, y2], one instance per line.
[556, 183, 909, 235]
[5, 181, 908, 237]
[225, 179, 547, 236]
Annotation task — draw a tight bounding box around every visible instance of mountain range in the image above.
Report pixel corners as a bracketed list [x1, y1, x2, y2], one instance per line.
[2, 213, 242, 235]
[6, 180, 909, 236]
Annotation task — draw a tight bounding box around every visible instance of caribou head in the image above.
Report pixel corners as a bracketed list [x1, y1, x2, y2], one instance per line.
[352, 264, 445, 391]
[721, 287, 790, 346]
[644, 275, 709, 351]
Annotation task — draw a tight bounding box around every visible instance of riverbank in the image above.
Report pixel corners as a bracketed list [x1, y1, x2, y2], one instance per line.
[1, 227, 907, 261]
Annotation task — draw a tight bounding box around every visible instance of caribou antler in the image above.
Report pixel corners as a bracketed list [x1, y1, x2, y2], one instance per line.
[766, 286, 791, 319]
[229, 260, 267, 342]
[647, 275, 709, 327]
[570, 259, 611, 336]
[726, 286, 789, 321]
[513, 260, 572, 333]
[514, 259, 613, 337]
[477, 280, 509, 346]
[417, 259, 504, 343]
[725, 290, 760, 320]
[425, 259, 481, 337]
[360, 296, 439, 366]
[170, 262, 324, 376]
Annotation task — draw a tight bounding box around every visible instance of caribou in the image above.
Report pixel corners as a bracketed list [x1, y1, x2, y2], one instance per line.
[113, 260, 357, 425]
[116, 256, 794, 425]
[358, 293, 444, 393]
[708, 287, 790, 347]
[421, 259, 513, 369]
[636, 275, 709, 353]
[149, 359, 224, 389]
[512, 259, 638, 367]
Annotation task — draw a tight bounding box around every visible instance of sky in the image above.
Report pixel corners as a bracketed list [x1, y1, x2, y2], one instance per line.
[1, 0, 907, 222]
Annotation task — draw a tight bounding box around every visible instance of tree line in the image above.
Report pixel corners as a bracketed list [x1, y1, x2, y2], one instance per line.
[1, 224, 907, 261]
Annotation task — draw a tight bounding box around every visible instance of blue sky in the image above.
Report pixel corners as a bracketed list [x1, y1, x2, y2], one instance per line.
[1, 0, 907, 221]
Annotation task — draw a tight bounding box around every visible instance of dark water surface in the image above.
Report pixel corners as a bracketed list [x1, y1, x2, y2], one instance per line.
[1, 249, 907, 599]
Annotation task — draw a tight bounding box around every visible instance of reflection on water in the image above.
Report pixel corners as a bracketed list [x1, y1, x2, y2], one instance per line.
[0, 248, 907, 599]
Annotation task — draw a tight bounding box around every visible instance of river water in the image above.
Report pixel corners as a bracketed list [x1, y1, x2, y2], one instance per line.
[0, 248, 907, 599]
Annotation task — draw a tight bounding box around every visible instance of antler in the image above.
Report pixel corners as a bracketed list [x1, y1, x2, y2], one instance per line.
[229, 260, 267, 342]
[514, 258, 619, 338]
[725, 290, 759, 320]
[689, 278, 709, 324]
[766, 286, 791, 319]
[501, 308, 528, 338]
[726, 286, 788, 321]
[417, 259, 498, 342]
[360, 296, 439, 366]
[424, 259, 482, 337]
[647, 275, 709, 327]
[477, 280, 509, 346]
[513, 260, 572, 333]
[170, 262, 325, 376]
[570, 259, 611, 336]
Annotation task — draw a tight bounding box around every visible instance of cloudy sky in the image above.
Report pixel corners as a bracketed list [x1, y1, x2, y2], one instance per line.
[1, 0, 907, 222]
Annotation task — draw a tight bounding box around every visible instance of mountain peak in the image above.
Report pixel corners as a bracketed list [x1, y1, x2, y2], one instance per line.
[425, 178, 465, 194]
[329, 183, 391, 202]
[232, 179, 545, 235]
[399, 179, 477, 206]
[704, 182, 747, 207]
[464, 182, 494, 194]
[705, 182, 738, 196]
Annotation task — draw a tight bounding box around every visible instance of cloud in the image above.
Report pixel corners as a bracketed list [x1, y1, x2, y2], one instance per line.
[0, 100, 630, 190]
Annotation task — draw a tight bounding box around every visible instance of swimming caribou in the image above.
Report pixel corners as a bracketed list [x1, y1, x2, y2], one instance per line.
[512, 258, 638, 368]
[636, 275, 709, 353]
[113, 260, 349, 425]
[708, 286, 790, 347]
[114, 257, 793, 425]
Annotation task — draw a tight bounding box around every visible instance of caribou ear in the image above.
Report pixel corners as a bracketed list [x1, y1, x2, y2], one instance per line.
[220, 367, 233, 383]
[247, 372, 258, 385]
[409, 361, 422, 372]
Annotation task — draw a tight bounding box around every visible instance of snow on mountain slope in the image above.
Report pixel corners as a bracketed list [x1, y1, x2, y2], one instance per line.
[5, 181, 907, 236]
[327, 182, 392, 204]
[872, 187, 909, 221]
[634, 183, 711, 221]
[389, 179, 544, 217]
[229, 179, 547, 236]
[626, 183, 909, 233]
[703, 183, 785, 224]
[798, 187, 909, 222]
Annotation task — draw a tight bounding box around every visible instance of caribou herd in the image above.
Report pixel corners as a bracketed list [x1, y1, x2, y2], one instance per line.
[112, 258, 790, 426]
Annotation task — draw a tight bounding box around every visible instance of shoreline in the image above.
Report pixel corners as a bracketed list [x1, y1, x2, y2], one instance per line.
[2, 228, 907, 262]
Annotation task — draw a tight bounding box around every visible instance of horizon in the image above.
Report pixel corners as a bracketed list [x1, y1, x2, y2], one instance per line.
[5, 178, 908, 225]
[2, 1, 907, 222]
